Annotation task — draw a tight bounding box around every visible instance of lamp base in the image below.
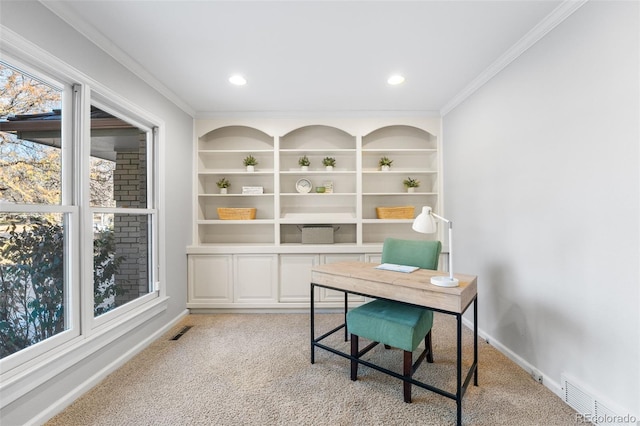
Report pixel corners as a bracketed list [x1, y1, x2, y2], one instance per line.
[430, 276, 460, 287]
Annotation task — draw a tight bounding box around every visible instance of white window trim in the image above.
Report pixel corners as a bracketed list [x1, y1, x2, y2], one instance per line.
[0, 25, 168, 406]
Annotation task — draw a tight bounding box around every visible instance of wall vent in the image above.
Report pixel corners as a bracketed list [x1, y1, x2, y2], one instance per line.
[563, 375, 593, 416]
[561, 374, 634, 425]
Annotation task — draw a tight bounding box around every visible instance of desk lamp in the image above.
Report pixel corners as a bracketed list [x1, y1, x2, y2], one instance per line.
[412, 206, 459, 287]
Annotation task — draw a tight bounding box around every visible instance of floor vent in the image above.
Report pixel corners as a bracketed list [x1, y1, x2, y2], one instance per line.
[561, 374, 632, 425]
[170, 326, 192, 341]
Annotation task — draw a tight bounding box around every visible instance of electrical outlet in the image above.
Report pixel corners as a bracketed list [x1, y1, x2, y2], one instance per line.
[531, 369, 543, 384]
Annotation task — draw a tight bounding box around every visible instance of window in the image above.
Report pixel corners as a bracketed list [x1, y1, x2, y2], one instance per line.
[0, 62, 70, 358]
[89, 102, 155, 316]
[0, 59, 159, 364]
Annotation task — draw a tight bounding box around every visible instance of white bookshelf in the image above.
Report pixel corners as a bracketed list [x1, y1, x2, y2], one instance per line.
[188, 118, 442, 310]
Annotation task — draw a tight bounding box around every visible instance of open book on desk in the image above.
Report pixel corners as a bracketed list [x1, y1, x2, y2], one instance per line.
[375, 263, 419, 273]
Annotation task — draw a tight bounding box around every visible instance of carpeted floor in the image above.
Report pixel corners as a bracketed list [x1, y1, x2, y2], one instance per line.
[47, 313, 579, 425]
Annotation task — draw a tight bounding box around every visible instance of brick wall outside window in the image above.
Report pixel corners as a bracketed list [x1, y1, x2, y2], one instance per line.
[113, 135, 149, 306]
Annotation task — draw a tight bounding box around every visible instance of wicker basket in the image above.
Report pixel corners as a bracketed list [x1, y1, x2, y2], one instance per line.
[375, 206, 415, 219]
[217, 207, 257, 220]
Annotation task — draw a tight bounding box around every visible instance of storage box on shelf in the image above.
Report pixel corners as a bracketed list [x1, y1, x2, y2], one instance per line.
[217, 208, 257, 220]
[375, 206, 415, 219]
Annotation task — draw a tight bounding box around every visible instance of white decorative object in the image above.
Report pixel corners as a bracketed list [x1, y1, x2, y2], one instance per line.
[242, 186, 264, 194]
[301, 165, 309, 171]
[407, 187, 415, 193]
[246, 165, 255, 172]
[295, 178, 312, 193]
[325, 165, 333, 171]
[322, 181, 333, 194]
[381, 165, 390, 171]
[220, 188, 227, 194]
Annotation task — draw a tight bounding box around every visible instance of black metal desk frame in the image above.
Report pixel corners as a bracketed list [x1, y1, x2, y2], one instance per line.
[310, 282, 478, 426]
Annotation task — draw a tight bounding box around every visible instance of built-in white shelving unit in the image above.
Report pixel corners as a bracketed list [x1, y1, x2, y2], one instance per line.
[188, 118, 442, 310]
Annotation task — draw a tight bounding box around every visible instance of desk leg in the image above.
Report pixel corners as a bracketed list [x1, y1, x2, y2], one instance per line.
[456, 314, 462, 426]
[310, 283, 315, 364]
[344, 292, 348, 341]
[474, 296, 478, 386]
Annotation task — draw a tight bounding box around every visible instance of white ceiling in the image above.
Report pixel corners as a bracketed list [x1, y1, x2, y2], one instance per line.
[42, 0, 569, 117]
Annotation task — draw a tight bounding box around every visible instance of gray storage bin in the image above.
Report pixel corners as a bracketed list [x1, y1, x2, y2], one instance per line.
[301, 225, 334, 244]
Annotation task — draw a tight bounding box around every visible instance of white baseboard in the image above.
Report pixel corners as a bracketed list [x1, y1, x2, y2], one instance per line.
[461, 316, 563, 398]
[29, 309, 189, 426]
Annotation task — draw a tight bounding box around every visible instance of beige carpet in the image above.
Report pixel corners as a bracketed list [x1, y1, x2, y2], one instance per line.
[47, 313, 579, 425]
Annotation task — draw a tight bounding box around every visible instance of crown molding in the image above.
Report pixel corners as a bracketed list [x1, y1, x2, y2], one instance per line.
[39, 0, 196, 118]
[440, 0, 589, 117]
[195, 109, 442, 120]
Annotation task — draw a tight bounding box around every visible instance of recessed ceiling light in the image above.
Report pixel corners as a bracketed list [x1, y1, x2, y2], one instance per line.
[387, 75, 405, 85]
[229, 75, 247, 86]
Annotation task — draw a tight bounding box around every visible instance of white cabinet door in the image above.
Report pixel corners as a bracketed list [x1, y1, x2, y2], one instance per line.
[188, 255, 233, 303]
[366, 253, 382, 264]
[234, 254, 278, 303]
[319, 254, 365, 302]
[279, 254, 320, 302]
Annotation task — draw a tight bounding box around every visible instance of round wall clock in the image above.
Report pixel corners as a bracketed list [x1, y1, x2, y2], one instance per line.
[295, 178, 312, 193]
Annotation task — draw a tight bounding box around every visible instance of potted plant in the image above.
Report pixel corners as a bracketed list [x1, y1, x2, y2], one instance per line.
[379, 156, 393, 171]
[298, 155, 310, 171]
[243, 155, 258, 172]
[403, 177, 420, 193]
[216, 177, 230, 194]
[322, 157, 336, 171]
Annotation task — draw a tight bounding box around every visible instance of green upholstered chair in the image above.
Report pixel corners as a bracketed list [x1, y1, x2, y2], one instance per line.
[347, 238, 442, 403]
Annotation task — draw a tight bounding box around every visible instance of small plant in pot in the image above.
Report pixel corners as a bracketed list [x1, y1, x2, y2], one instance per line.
[298, 155, 311, 171]
[216, 177, 231, 194]
[403, 177, 420, 193]
[322, 157, 336, 171]
[243, 155, 258, 172]
[379, 156, 393, 171]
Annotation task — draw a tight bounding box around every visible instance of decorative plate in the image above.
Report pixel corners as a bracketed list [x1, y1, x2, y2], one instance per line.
[295, 178, 312, 193]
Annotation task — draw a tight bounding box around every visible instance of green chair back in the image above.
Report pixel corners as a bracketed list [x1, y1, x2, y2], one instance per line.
[381, 238, 441, 271]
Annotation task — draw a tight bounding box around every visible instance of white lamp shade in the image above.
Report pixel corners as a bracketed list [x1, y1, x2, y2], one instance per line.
[412, 206, 437, 234]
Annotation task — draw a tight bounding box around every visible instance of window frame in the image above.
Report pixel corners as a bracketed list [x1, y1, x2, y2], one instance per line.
[0, 68, 80, 372]
[0, 42, 165, 398]
[82, 94, 160, 329]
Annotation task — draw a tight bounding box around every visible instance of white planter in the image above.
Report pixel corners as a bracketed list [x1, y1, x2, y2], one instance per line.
[301, 166, 309, 171]
[220, 188, 228, 194]
[246, 165, 255, 172]
[407, 187, 415, 193]
[325, 166, 333, 171]
[381, 165, 390, 171]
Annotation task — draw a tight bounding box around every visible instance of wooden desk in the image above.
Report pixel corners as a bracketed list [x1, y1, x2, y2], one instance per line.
[310, 261, 478, 426]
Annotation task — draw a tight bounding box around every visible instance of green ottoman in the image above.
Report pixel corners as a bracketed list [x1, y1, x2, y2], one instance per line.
[347, 299, 434, 402]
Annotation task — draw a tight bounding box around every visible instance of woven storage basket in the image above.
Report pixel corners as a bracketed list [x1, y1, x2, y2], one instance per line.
[217, 207, 257, 220]
[375, 206, 415, 219]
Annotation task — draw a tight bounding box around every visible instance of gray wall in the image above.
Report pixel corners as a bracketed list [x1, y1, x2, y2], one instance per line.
[0, 2, 192, 424]
[443, 0, 639, 416]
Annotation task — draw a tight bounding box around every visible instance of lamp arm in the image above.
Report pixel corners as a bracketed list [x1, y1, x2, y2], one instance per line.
[431, 212, 454, 280]
[431, 212, 451, 224]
